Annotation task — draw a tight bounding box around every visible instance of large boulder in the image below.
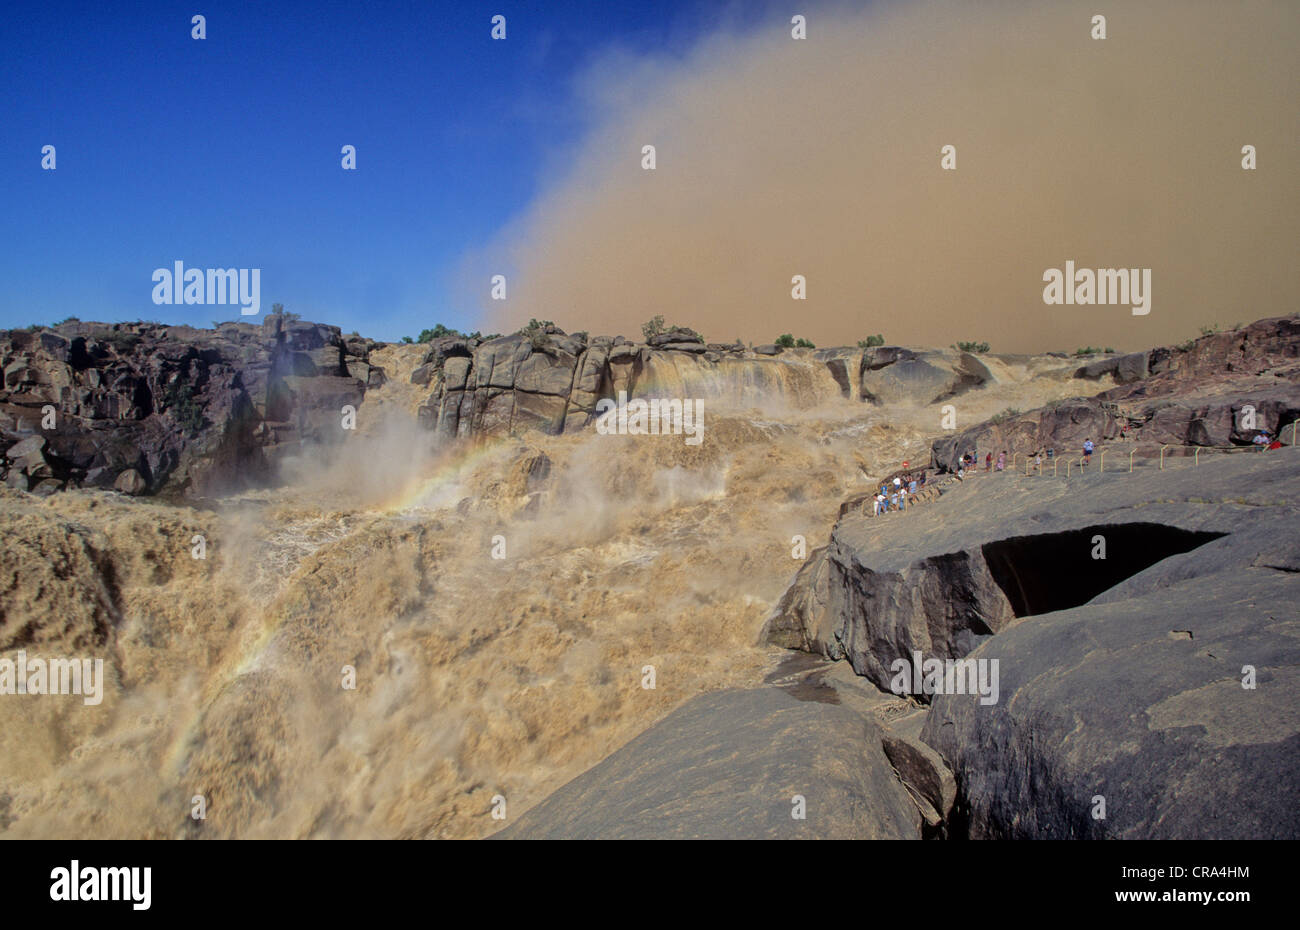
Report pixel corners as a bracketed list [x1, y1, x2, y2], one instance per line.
[646, 329, 703, 347]
[1073, 351, 1148, 383]
[495, 686, 923, 840]
[860, 347, 992, 406]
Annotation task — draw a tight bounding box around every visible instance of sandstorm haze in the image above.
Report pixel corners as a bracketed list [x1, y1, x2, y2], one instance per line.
[470, 0, 1300, 353]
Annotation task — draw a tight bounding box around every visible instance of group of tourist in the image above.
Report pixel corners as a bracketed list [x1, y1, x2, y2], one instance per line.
[1253, 429, 1284, 451]
[871, 471, 927, 516]
[874, 423, 1290, 524]
[954, 449, 1017, 478]
[953, 441, 1101, 477]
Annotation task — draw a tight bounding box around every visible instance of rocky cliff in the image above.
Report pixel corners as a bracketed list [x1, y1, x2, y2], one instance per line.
[0, 314, 384, 496]
[8, 312, 1295, 501]
[930, 314, 1300, 470]
[5, 314, 1095, 496]
[411, 325, 1095, 438]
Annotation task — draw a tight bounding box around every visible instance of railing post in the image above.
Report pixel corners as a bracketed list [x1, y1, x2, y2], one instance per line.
[1129, 449, 1136, 473]
[1292, 420, 1298, 446]
[1053, 459, 1058, 477]
[1195, 447, 1201, 467]
[1160, 445, 1168, 470]
[1099, 449, 1106, 473]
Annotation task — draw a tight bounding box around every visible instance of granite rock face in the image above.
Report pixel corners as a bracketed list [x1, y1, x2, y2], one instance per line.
[420, 317, 1299, 448]
[413, 332, 1042, 440]
[0, 314, 381, 496]
[496, 681, 925, 840]
[931, 315, 1300, 471]
[767, 443, 1300, 839]
[859, 346, 993, 406]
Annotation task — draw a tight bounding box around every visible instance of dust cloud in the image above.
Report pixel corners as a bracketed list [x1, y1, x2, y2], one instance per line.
[466, 0, 1299, 353]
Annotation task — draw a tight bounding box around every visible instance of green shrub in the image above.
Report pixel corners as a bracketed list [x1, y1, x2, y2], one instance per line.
[164, 380, 204, 435]
[642, 315, 700, 341]
[775, 334, 795, 348]
[54, 316, 80, 325]
[794, 337, 815, 348]
[522, 319, 555, 352]
[954, 340, 991, 353]
[857, 334, 885, 348]
[417, 323, 468, 343]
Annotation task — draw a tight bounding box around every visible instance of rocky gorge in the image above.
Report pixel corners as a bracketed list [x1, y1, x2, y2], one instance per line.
[0, 312, 1296, 840]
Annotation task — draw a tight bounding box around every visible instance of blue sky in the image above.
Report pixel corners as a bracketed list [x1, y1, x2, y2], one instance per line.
[0, 0, 749, 340]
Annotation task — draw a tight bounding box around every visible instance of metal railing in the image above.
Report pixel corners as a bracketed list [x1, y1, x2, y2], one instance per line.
[993, 436, 1291, 479]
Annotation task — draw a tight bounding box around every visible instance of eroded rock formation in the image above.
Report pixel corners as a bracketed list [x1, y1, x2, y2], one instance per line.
[0, 314, 383, 496]
[765, 440, 1300, 838]
[412, 327, 1040, 440]
[931, 315, 1300, 470]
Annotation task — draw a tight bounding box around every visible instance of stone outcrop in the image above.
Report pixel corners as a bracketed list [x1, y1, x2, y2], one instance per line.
[496, 677, 925, 840]
[0, 314, 383, 496]
[766, 440, 1300, 838]
[859, 346, 993, 406]
[931, 315, 1300, 471]
[413, 330, 1040, 440]
[1072, 350, 1150, 383]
